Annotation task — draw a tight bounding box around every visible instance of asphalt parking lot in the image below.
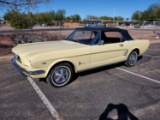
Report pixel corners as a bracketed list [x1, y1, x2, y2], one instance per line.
[0, 42, 160, 120]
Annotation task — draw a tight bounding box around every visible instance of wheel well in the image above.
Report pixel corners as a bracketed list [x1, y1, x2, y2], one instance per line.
[133, 48, 139, 55]
[47, 61, 75, 77]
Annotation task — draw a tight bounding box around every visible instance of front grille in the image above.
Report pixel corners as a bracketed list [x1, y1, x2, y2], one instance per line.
[14, 54, 21, 63]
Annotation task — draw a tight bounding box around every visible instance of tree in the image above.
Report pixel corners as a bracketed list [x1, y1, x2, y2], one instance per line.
[71, 14, 81, 22]
[131, 3, 160, 21]
[114, 16, 124, 21]
[65, 16, 72, 22]
[29, 11, 55, 25]
[1, 0, 52, 27]
[4, 9, 65, 29]
[141, 10, 150, 21]
[55, 9, 66, 21]
[156, 8, 160, 19]
[48, 11, 55, 21]
[147, 3, 160, 20]
[28, 12, 35, 26]
[4, 10, 31, 29]
[0, 0, 50, 8]
[131, 11, 143, 21]
[99, 16, 112, 20]
[86, 15, 98, 20]
[34, 13, 43, 24]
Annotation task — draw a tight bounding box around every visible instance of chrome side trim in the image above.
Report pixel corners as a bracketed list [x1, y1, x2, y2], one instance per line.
[11, 58, 45, 75]
[76, 60, 125, 73]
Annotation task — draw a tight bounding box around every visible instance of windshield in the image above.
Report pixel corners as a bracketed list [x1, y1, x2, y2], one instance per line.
[65, 30, 100, 45]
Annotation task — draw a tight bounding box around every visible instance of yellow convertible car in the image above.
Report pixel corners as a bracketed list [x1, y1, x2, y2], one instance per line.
[12, 27, 149, 87]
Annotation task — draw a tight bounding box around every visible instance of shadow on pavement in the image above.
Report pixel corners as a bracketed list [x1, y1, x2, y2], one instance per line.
[38, 63, 124, 85]
[78, 62, 124, 77]
[99, 103, 139, 120]
[39, 56, 144, 86]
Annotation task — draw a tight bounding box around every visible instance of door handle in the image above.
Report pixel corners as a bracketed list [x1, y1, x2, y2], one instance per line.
[119, 44, 123, 47]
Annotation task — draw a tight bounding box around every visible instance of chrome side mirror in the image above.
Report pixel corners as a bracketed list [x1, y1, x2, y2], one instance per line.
[99, 40, 104, 45]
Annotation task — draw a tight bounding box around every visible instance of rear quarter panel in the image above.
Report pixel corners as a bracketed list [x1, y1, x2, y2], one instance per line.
[125, 39, 149, 57]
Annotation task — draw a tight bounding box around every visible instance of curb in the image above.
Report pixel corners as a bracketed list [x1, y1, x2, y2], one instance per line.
[0, 55, 13, 60]
[149, 40, 160, 44]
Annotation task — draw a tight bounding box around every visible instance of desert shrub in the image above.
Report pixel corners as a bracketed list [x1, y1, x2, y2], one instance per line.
[120, 24, 125, 27]
[7, 32, 65, 46]
[134, 24, 141, 28]
[4, 10, 32, 29]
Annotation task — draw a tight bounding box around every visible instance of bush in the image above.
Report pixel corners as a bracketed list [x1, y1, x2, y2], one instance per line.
[4, 10, 32, 29]
[7, 32, 66, 46]
[134, 24, 141, 28]
[120, 24, 125, 27]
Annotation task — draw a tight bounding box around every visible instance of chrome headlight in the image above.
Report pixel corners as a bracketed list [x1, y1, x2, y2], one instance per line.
[14, 54, 21, 62]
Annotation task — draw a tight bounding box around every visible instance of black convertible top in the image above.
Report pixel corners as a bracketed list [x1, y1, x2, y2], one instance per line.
[75, 27, 133, 40]
[76, 26, 123, 31]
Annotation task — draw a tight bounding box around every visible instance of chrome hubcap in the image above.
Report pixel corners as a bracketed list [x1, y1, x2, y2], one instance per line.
[52, 66, 70, 85]
[129, 52, 137, 65]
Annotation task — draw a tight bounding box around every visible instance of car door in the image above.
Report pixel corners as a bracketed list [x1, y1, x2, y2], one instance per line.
[90, 31, 128, 68]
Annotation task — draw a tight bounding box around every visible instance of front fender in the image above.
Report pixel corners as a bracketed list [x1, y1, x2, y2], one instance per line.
[44, 58, 77, 78]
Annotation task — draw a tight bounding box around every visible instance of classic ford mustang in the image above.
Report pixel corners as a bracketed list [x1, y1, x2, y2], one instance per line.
[12, 27, 149, 87]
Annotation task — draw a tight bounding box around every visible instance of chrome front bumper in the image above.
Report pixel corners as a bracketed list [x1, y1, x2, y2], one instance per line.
[11, 59, 45, 75]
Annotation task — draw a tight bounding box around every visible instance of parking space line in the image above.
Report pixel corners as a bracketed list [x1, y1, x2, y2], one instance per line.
[116, 67, 160, 84]
[143, 54, 160, 58]
[27, 77, 63, 120]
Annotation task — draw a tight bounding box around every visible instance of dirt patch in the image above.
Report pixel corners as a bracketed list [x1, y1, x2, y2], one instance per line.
[128, 30, 159, 40]
[0, 25, 14, 30]
[0, 35, 13, 56]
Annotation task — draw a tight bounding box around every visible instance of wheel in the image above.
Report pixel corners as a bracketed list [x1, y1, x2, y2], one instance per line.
[46, 63, 73, 87]
[125, 50, 138, 67]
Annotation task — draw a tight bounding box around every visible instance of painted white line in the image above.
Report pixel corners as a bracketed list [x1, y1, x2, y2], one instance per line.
[27, 77, 63, 120]
[143, 54, 160, 58]
[116, 67, 160, 84]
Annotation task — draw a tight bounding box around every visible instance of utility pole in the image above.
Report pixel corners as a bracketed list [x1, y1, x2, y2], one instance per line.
[113, 9, 116, 25]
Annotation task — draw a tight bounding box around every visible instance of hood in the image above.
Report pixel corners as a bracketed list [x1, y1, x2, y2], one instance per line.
[12, 40, 86, 57]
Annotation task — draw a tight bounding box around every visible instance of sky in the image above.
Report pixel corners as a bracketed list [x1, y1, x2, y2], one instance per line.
[0, 0, 160, 19]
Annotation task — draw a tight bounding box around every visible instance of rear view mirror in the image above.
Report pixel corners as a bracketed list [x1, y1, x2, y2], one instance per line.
[99, 40, 104, 45]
